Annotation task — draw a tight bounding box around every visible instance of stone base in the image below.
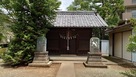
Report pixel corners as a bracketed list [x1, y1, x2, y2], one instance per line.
[33, 52, 49, 62]
[84, 52, 107, 68]
[29, 61, 52, 67]
[29, 51, 52, 67]
[83, 62, 107, 68]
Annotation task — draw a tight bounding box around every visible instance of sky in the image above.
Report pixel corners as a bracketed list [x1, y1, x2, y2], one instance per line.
[59, 0, 74, 11]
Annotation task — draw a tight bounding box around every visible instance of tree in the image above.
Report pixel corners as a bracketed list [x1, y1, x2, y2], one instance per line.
[67, 0, 125, 27]
[67, 0, 90, 11]
[0, 0, 61, 66]
[67, 0, 124, 39]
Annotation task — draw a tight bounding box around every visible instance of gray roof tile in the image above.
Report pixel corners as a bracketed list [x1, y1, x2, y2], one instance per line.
[53, 11, 108, 28]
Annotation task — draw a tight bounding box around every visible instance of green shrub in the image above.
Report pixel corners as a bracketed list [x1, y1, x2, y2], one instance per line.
[2, 50, 32, 66]
[0, 48, 7, 57]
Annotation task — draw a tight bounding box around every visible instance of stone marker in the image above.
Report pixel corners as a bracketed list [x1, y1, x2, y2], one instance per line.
[84, 37, 107, 68]
[29, 36, 52, 67]
[90, 37, 100, 53]
[36, 36, 47, 52]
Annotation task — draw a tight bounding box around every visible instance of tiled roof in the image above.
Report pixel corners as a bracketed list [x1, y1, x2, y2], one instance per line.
[53, 11, 108, 28]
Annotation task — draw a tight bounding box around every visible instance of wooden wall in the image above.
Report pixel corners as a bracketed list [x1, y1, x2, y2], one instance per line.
[46, 28, 92, 55]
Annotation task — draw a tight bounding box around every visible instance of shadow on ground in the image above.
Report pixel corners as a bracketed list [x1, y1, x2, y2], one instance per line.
[103, 56, 136, 68]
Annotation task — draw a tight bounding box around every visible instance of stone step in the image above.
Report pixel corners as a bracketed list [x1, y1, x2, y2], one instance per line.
[88, 56, 101, 58]
[87, 60, 102, 62]
[88, 57, 101, 59]
[34, 55, 48, 57]
[83, 62, 107, 68]
[33, 59, 49, 62]
[32, 60, 49, 63]
[34, 59, 48, 61]
[34, 52, 48, 55]
[34, 57, 48, 59]
[50, 56, 86, 61]
[29, 61, 52, 67]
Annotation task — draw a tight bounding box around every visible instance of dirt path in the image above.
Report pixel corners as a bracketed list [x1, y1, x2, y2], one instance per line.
[0, 63, 60, 77]
[75, 63, 136, 77]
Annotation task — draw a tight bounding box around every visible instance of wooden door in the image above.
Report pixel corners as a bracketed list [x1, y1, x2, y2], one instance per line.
[60, 39, 67, 54]
[60, 34, 76, 54]
[69, 39, 76, 54]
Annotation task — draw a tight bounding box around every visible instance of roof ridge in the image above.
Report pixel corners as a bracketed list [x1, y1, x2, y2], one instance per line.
[57, 11, 95, 15]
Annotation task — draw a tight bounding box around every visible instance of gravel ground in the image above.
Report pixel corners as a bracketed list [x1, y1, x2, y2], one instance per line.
[75, 63, 136, 77]
[0, 63, 60, 77]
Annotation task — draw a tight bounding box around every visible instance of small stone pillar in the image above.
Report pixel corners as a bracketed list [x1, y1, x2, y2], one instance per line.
[86, 37, 101, 63]
[84, 37, 107, 68]
[29, 36, 52, 67]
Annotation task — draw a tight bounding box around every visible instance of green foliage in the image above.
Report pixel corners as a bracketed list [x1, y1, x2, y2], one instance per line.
[127, 19, 136, 52]
[2, 50, 27, 65]
[67, 0, 84, 11]
[67, 0, 124, 39]
[67, 0, 125, 27]
[0, 0, 61, 65]
[0, 48, 7, 57]
[121, 69, 136, 77]
[0, 33, 4, 41]
[67, 0, 90, 11]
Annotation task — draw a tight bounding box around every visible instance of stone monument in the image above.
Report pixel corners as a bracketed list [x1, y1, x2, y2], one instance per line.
[90, 37, 100, 54]
[36, 36, 47, 52]
[84, 37, 107, 68]
[29, 36, 52, 67]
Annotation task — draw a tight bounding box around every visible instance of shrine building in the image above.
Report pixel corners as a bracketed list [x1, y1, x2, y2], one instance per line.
[46, 11, 108, 55]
